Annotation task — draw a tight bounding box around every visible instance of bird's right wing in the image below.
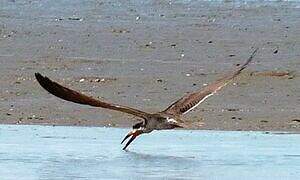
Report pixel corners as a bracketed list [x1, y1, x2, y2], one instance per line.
[162, 48, 258, 116]
[35, 73, 150, 119]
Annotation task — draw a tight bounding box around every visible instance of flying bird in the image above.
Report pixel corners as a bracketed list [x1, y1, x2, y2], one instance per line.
[35, 48, 258, 150]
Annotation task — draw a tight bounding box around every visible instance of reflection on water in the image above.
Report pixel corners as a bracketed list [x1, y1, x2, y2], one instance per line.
[125, 150, 196, 161]
[0, 125, 300, 179]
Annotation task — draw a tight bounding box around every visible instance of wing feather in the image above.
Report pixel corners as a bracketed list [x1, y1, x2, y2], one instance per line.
[35, 73, 149, 119]
[163, 48, 258, 115]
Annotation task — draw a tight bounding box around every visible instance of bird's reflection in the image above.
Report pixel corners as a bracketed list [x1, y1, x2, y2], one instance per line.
[124, 150, 196, 163]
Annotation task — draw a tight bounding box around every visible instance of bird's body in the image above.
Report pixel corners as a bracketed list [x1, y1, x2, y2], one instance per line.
[144, 113, 182, 131]
[35, 48, 258, 150]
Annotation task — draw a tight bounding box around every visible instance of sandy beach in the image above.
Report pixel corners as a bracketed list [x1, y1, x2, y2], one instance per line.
[0, 0, 299, 131]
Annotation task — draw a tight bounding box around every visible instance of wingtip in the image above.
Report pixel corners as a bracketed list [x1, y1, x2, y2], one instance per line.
[239, 47, 259, 70]
[35, 73, 51, 88]
[35, 72, 42, 79]
[249, 47, 259, 63]
[252, 47, 259, 56]
[35, 72, 46, 83]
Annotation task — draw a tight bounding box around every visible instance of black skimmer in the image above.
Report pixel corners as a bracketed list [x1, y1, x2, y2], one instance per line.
[35, 48, 258, 150]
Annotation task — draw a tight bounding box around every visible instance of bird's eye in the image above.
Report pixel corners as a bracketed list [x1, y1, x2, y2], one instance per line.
[133, 121, 143, 129]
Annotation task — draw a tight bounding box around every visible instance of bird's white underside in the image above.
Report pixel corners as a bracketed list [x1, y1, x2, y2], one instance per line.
[167, 117, 177, 123]
[183, 93, 213, 115]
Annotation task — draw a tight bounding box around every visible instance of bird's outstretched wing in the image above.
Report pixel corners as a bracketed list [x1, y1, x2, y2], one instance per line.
[162, 48, 258, 116]
[35, 73, 150, 119]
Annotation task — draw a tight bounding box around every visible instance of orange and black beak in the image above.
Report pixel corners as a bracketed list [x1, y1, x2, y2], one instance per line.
[121, 129, 142, 150]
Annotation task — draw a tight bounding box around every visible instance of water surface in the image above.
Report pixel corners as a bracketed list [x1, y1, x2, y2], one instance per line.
[0, 125, 299, 179]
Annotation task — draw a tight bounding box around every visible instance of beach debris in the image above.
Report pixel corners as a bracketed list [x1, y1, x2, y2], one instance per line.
[83, 77, 117, 83]
[181, 53, 185, 58]
[208, 18, 216, 23]
[79, 78, 85, 82]
[94, 78, 101, 82]
[136, 16, 140, 21]
[111, 29, 130, 33]
[229, 54, 236, 57]
[144, 41, 155, 49]
[251, 71, 294, 79]
[107, 123, 116, 127]
[55, 17, 63, 21]
[92, 78, 106, 83]
[292, 119, 300, 123]
[195, 73, 207, 76]
[227, 108, 240, 112]
[16, 119, 22, 124]
[68, 16, 83, 21]
[260, 120, 268, 123]
[117, 91, 125, 95]
[170, 44, 177, 48]
[186, 73, 191, 77]
[231, 116, 242, 120]
[208, 40, 213, 43]
[27, 114, 41, 120]
[274, 18, 281, 21]
[273, 48, 278, 54]
[2, 30, 15, 38]
[156, 79, 163, 83]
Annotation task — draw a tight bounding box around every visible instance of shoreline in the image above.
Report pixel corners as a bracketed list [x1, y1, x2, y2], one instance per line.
[2, 123, 300, 135]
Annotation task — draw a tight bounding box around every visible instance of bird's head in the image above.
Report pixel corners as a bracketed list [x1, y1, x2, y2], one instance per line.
[132, 121, 144, 129]
[120, 121, 147, 150]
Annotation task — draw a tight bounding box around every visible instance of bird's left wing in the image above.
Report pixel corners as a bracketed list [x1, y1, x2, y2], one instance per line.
[162, 48, 258, 116]
[35, 73, 150, 119]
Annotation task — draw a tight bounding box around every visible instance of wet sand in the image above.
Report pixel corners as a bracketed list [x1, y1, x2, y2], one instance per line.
[0, 0, 299, 131]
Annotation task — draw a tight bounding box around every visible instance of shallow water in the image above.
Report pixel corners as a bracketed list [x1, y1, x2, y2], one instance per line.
[0, 125, 299, 179]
